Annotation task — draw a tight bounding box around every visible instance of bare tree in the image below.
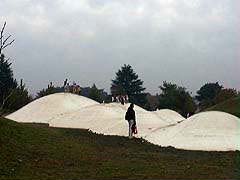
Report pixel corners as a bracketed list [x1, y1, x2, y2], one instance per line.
[0, 22, 15, 114]
[0, 21, 15, 55]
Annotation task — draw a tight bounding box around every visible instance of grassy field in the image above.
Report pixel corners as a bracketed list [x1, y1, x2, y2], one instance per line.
[206, 96, 240, 118]
[0, 117, 239, 180]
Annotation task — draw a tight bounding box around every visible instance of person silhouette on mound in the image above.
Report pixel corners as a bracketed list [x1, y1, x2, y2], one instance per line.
[125, 103, 137, 138]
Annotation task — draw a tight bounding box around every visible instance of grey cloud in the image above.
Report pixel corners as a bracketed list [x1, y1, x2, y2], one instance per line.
[0, 0, 239, 95]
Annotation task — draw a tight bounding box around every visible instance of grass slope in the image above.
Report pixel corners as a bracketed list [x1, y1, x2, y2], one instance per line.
[206, 96, 240, 118]
[0, 117, 239, 180]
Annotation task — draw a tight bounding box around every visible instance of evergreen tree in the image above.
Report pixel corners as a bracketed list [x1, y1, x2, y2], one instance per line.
[0, 22, 31, 113]
[214, 88, 238, 105]
[36, 83, 62, 99]
[158, 81, 196, 117]
[88, 84, 103, 103]
[3, 80, 32, 112]
[196, 82, 223, 109]
[111, 64, 146, 107]
[0, 54, 17, 108]
[145, 93, 159, 111]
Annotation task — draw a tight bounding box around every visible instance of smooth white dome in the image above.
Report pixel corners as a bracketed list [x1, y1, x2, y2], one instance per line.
[145, 111, 240, 151]
[6, 93, 98, 123]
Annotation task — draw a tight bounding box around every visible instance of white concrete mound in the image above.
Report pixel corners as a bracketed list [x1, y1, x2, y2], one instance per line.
[154, 109, 185, 124]
[6, 93, 98, 123]
[145, 111, 240, 151]
[50, 104, 127, 135]
[6, 93, 240, 151]
[50, 103, 172, 138]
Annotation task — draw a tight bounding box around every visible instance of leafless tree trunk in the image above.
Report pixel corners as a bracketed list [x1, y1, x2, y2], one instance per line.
[0, 21, 15, 55]
[0, 89, 14, 116]
[0, 22, 15, 115]
[0, 89, 14, 108]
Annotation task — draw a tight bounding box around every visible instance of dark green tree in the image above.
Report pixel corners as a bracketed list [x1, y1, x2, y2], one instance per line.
[0, 22, 31, 114]
[3, 80, 32, 112]
[0, 54, 17, 109]
[0, 21, 17, 113]
[88, 84, 103, 103]
[145, 93, 159, 111]
[196, 82, 223, 109]
[111, 64, 146, 107]
[214, 88, 238, 105]
[36, 82, 62, 99]
[158, 81, 196, 117]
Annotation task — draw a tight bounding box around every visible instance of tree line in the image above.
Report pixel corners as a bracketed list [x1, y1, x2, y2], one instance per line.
[0, 22, 239, 116]
[110, 65, 239, 117]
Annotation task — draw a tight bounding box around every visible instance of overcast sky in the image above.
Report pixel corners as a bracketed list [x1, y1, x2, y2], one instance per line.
[1, 0, 239, 95]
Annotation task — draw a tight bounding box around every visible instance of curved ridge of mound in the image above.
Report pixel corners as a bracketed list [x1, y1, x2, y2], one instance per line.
[146, 111, 240, 151]
[50, 103, 171, 137]
[104, 103, 147, 113]
[50, 104, 127, 135]
[6, 93, 99, 123]
[154, 109, 185, 124]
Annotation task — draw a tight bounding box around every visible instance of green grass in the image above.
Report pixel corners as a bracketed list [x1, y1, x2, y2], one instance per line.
[0, 117, 239, 180]
[206, 96, 240, 118]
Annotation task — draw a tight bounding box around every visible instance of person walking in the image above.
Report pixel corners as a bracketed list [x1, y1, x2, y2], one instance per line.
[125, 103, 137, 138]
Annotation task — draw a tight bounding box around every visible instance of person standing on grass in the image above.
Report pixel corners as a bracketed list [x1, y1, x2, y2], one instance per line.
[125, 103, 137, 138]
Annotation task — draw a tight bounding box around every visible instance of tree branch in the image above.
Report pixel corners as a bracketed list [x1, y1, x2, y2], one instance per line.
[0, 22, 6, 48]
[3, 35, 11, 45]
[2, 39, 15, 49]
[0, 22, 6, 38]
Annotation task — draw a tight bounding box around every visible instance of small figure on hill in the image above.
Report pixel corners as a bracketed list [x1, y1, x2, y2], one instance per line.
[76, 85, 81, 94]
[64, 79, 68, 87]
[125, 95, 129, 103]
[120, 96, 125, 105]
[65, 83, 70, 92]
[125, 103, 137, 138]
[64, 79, 69, 92]
[116, 96, 119, 103]
[72, 82, 77, 94]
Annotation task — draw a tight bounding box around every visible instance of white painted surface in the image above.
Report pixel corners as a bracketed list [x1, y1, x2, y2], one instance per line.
[145, 111, 240, 151]
[6, 93, 240, 151]
[6, 93, 98, 123]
